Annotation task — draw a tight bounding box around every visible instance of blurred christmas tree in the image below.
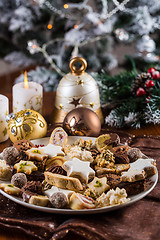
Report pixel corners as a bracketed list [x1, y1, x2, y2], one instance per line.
[1, 0, 160, 91]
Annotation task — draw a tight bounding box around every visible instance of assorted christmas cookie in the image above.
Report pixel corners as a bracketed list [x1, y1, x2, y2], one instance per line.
[62, 157, 95, 184]
[0, 183, 21, 196]
[95, 133, 120, 152]
[49, 127, 68, 146]
[0, 160, 12, 181]
[0, 128, 157, 210]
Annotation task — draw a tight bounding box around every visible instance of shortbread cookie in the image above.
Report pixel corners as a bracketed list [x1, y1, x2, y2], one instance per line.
[14, 160, 37, 174]
[69, 192, 95, 210]
[62, 158, 95, 184]
[95, 164, 130, 176]
[87, 177, 110, 196]
[121, 158, 157, 182]
[95, 133, 120, 152]
[44, 172, 83, 191]
[0, 160, 12, 180]
[25, 148, 48, 162]
[0, 183, 21, 196]
[111, 145, 130, 164]
[49, 127, 68, 146]
[29, 195, 49, 207]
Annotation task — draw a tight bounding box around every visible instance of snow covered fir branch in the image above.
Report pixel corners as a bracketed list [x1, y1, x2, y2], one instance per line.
[95, 67, 160, 128]
[1, 0, 160, 73]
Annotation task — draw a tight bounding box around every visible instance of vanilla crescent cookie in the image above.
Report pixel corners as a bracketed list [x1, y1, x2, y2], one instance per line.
[62, 157, 95, 184]
[29, 195, 49, 207]
[0, 160, 12, 181]
[49, 127, 68, 146]
[121, 158, 157, 182]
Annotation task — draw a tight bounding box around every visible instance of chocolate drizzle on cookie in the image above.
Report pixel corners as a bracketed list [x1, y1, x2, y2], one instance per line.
[111, 145, 130, 164]
[104, 133, 120, 147]
[46, 164, 67, 175]
[22, 181, 43, 195]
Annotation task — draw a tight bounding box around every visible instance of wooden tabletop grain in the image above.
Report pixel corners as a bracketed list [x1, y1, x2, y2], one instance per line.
[0, 74, 160, 240]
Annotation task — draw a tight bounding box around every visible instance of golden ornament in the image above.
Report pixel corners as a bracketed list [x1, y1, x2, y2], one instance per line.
[63, 107, 101, 137]
[50, 57, 103, 124]
[7, 109, 47, 143]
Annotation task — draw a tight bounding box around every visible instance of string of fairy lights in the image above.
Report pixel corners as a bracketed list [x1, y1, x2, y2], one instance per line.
[28, 0, 131, 76]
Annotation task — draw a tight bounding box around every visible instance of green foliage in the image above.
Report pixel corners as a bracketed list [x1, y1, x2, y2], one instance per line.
[96, 71, 137, 104]
[95, 70, 160, 128]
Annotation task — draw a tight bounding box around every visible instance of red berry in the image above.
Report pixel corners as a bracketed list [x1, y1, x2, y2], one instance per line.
[152, 71, 160, 79]
[147, 67, 155, 74]
[146, 80, 154, 88]
[136, 87, 146, 97]
[146, 97, 151, 103]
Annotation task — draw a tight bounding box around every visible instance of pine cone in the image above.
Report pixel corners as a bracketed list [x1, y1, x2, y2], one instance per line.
[132, 73, 152, 94]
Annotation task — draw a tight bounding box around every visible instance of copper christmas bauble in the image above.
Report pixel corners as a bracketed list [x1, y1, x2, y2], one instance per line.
[63, 107, 101, 137]
[7, 109, 47, 143]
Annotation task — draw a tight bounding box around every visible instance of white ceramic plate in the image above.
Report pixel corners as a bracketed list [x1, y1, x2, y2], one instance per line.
[0, 137, 158, 215]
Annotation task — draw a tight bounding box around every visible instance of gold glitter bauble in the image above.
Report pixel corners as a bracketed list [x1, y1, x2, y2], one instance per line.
[7, 109, 47, 143]
[63, 107, 101, 137]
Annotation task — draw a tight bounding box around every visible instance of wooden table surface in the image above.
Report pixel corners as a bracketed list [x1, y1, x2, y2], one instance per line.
[0, 77, 160, 239]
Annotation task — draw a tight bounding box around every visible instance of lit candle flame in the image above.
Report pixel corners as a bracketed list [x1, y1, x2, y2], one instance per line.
[24, 70, 29, 89]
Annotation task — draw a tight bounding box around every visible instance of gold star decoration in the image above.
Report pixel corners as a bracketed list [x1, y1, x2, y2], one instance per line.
[36, 96, 42, 105]
[90, 102, 94, 108]
[77, 79, 84, 85]
[59, 104, 63, 109]
[69, 98, 81, 107]
[3, 127, 7, 136]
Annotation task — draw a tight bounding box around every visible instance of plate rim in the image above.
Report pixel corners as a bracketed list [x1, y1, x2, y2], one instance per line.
[0, 136, 158, 215]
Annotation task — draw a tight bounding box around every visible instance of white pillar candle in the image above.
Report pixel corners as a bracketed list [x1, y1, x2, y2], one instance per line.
[13, 82, 43, 114]
[0, 94, 9, 143]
